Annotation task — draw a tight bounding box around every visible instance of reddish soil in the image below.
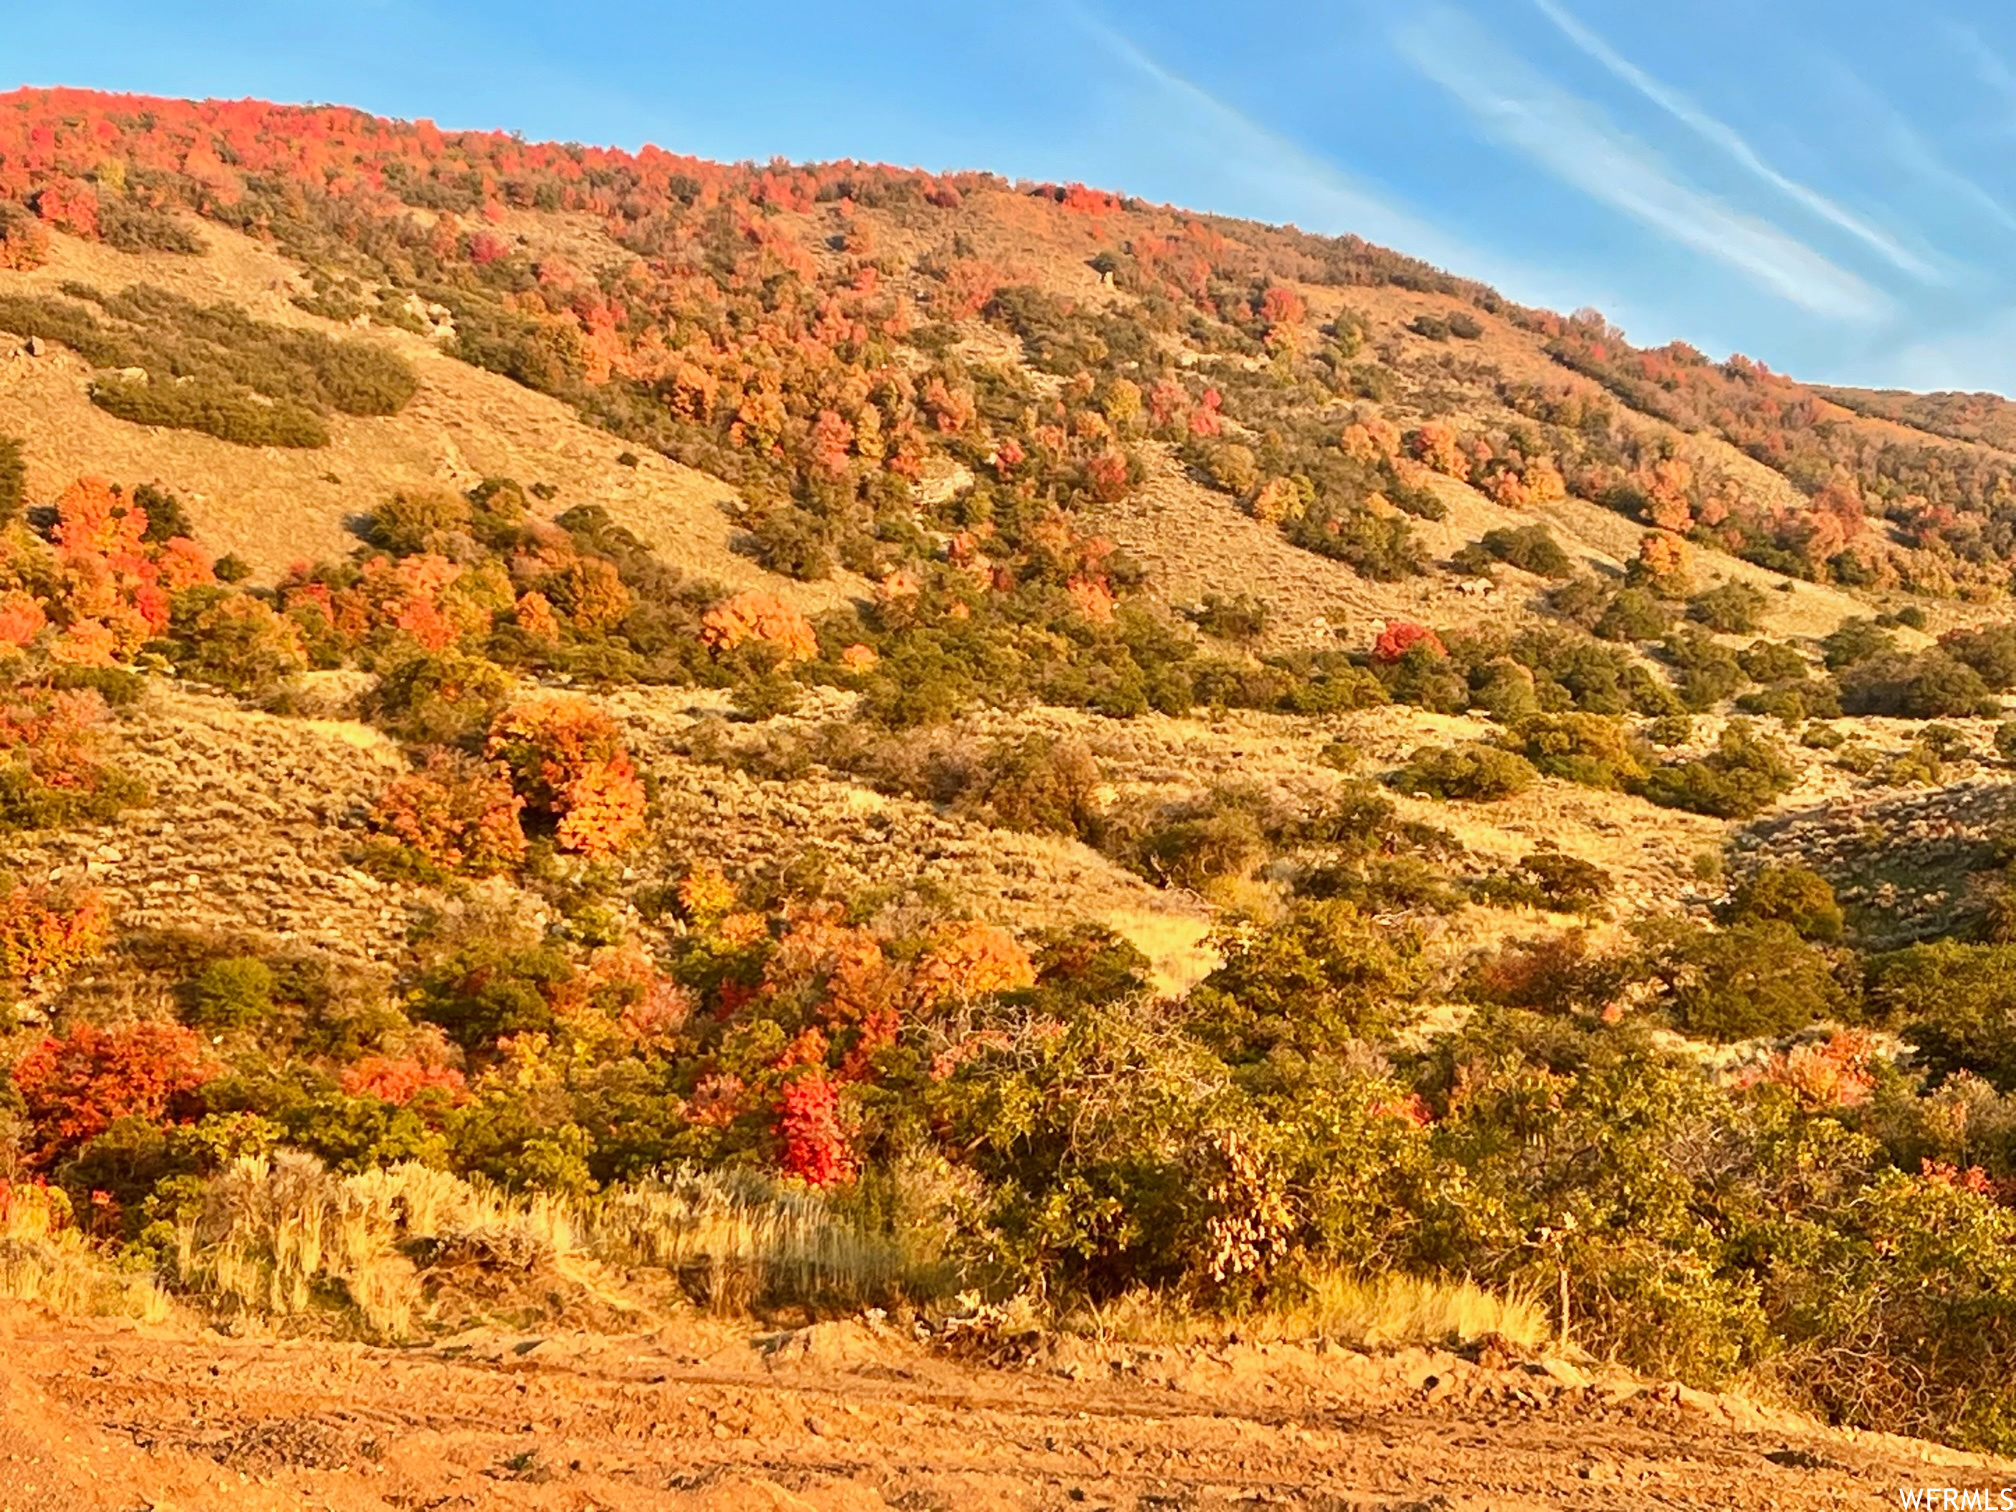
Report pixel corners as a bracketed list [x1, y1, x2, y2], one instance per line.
[0, 1304, 2003, 1510]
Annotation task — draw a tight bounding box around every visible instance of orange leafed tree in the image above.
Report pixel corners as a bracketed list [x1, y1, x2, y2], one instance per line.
[1407, 422, 1469, 480]
[1640, 456, 1696, 534]
[1634, 531, 1694, 593]
[340, 1055, 469, 1106]
[486, 697, 649, 858]
[1340, 419, 1402, 463]
[1372, 619, 1445, 663]
[911, 922, 1036, 1006]
[0, 202, 49, 270]
[370, 751, 528, 876]
[700, 590, 819, 662]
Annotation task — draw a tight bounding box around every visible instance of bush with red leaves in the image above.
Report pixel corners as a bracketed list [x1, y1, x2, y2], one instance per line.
[1371, 619, 1446, 663]
[8, 1022, 219, 1166]
[775, 1072, 858, 1187]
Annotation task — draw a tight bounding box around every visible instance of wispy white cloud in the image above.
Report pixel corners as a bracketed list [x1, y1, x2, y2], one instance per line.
[1533, 0, 1937, 280]
[1947, 21, 2016, 121]
[1393, 6, 1890, 322]
[1820, 60, 2016, 238]
[1062, 7, 1569, 303]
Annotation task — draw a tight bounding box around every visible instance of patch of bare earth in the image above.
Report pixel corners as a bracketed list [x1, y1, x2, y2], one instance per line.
[0, 1304, 2002, 1510]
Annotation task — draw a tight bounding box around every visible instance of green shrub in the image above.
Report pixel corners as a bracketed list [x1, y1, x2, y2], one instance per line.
[1939, 624, 2016, 690]
[1517, 848, 1613, 913]
[1687, 582, 1768, 634]
[164, 588, 309, 696]
[1191, 593, 1270, 643]
[966, 735, 1103, 840]
[1375, 643, 1469, 714]
[1738, 640, 1807, 684]
[1661, 632, 1746, 710]
[1504, 628, 1635, 714]
[1109, 791, 1267, 889]
[1504, 712, 1645, 789]
[1469, 659, 1540, 722]
[1187, 901, 1428, 1060]
[1638, 720, 1794, 819]
[750, 506, 835, 581]
[1735, 685, 1811, 725]
[91, 373, 330, 448]
[0, 434, 23, 524]
[362, 652, 512, 744]
[1839, 649, 1996, 719]
[182, 957, 276, 1029]
[365, 489, 473, 557]
[1476, 524, 1571, 579]
[410, 932, 575, 1052]
[1269, 659, 1377, 714]
[1393, 742, 1537, 801]
[1594, 587, 1671, 643]
[131, 482, 195, 543]
[44, 662, 144, 706]
[1200, 441, 1260, 496]
[1727, 864, 1842, 942]
[1636, 917, 1846, 1040]
[1867, 943, 2016, 1089]
[1822, 618, 1896, 671]
[1645, 712, 1692, 746]
[97, 201, 207, 254]
[1285, 506, 1426, 580]
[1545, 575, 1610, 631]
[0, 283, 418, 450]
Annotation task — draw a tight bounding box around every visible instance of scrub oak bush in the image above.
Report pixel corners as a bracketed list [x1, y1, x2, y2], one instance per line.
[1392, 742, 1538, 801]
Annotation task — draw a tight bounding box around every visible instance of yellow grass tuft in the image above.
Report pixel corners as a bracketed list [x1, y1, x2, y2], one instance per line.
[1260, 1269, 1550, 1350]
[586, 1166, 942, 1313]
[169, 1155, 941, 1337]
[0, 1182, 171, 1323]
[1066, 1269, 1548, 1352]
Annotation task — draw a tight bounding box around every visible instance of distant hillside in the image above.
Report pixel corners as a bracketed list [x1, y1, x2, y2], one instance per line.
[0, 85, 2012, 623]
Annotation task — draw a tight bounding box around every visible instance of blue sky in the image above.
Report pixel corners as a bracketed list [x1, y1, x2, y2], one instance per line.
[13, 0, 2016, 393]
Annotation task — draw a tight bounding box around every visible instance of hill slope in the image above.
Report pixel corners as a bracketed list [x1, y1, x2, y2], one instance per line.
[13, 87, 2016, 1480]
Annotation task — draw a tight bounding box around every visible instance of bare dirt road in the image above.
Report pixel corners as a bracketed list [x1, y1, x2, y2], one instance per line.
[0, 1303, 2001, 1510]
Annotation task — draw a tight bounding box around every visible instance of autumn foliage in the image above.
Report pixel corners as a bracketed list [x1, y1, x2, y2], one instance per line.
[485, 697, 648, 857]
[699, 591, 820, 663]
[1372, 619, 1446, 663]
[369, 750, 528, 876]
[0, 883, 109, 985]
[9, 1021, 218, 1165]
[775, 1073, 857, 1187]
[339, 1054, 469, 1106]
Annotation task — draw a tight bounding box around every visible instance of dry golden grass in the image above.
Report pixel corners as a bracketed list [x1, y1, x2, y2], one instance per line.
[1261, 1270, 1551, 1351]
[1067, 1270, 1550, 1352]
[170, 1156, 943, 1339]
[587, 1167, 944, 1314]
[0, 1182, 171, 1323]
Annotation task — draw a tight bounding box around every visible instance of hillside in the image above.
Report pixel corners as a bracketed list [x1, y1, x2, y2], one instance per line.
[13, 85, 2016, 1492]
